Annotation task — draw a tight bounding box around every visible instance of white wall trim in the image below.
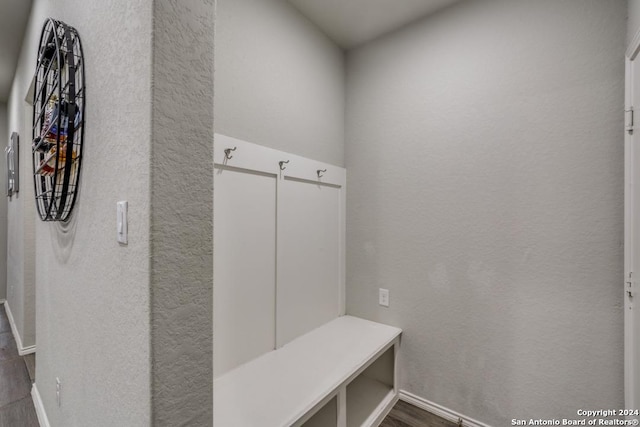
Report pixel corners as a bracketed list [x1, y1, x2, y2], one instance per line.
[628, 27, 640, 60]
[626, 33, 639, 413]
[2, 301, 36, 355]
[370, 392, 399, 427]
[31, 383, 51, 427]
[399, 390, 492, 427]
[0, 299, 6, 304]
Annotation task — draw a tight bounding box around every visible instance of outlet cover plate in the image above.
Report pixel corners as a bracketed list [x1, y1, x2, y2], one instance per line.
[379, 288, 390, 307]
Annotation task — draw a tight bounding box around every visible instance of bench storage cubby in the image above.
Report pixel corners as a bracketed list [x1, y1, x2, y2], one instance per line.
[214, 316, 401, 427]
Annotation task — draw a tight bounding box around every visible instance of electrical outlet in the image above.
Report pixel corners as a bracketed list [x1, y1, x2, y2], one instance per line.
[379, 288, 390, 307]
[56, 377, 61, 407]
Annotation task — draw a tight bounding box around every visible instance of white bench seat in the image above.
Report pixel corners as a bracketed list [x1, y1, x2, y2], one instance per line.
[214, 315, 402, 427]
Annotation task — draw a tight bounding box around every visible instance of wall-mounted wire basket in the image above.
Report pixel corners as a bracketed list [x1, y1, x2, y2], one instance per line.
[32, 18, 84, 221]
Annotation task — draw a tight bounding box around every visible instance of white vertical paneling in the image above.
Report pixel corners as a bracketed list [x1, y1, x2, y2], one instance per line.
[213, 166, 277, 377]
[277, 177, 342, 347]
[214, 133, 346, 359]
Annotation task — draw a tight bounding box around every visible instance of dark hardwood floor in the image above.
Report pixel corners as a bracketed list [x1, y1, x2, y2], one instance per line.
[381, 400, 459, 427]
[0, 304, 38, 426]
[23, 354, 36, 384]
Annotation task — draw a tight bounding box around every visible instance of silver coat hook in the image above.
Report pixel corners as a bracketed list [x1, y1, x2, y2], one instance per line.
[279, 160, 290, 171]
[224, 147, 237, 160]
[317, 169, 327, 178]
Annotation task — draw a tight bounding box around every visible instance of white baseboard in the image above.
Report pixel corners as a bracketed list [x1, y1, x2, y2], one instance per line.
[3, 301, 36, 355]
[31, 383, 51, 427]
[399, 390, 492, 427]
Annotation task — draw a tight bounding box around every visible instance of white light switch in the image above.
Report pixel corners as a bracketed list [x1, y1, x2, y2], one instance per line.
[117, 201, 128, 245]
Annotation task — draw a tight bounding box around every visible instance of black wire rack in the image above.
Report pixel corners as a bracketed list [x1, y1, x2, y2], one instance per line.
[32, 18, 85, 222]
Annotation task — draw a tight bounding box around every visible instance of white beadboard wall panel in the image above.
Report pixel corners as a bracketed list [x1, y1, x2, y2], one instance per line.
[213, 166, 277, 377]
[277, 178, 342, 347]
[214, 134, 346, 353]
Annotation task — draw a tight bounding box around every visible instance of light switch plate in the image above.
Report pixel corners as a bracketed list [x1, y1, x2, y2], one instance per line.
[56, 377, 61, 407]
[117, 201, 128, 245]
[379, 288, 389, 307]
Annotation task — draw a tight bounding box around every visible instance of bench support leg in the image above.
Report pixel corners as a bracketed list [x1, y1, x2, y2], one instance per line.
[337, 386, 347, 427]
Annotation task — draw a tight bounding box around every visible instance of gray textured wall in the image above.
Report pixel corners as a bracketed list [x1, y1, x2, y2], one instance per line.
[345, 1, 626, 425]
[7, 0, 215, 425]
[6, 11, 36, 350]
[150, 0, 214, 425]
[630, 0, 640, 45]
[8, 0, 154, 425]
[215, 0, 345, 166]
[0, 103, 6, 301]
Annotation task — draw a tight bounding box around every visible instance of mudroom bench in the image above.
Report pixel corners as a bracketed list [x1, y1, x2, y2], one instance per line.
[214, 315, 402, 427]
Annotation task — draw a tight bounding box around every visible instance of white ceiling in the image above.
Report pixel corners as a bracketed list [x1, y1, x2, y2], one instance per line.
[0, 0, 32, 102]
[288, 0, 461, 49]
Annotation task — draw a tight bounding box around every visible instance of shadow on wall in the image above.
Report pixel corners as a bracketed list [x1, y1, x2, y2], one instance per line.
[48, 212, 78, 264]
